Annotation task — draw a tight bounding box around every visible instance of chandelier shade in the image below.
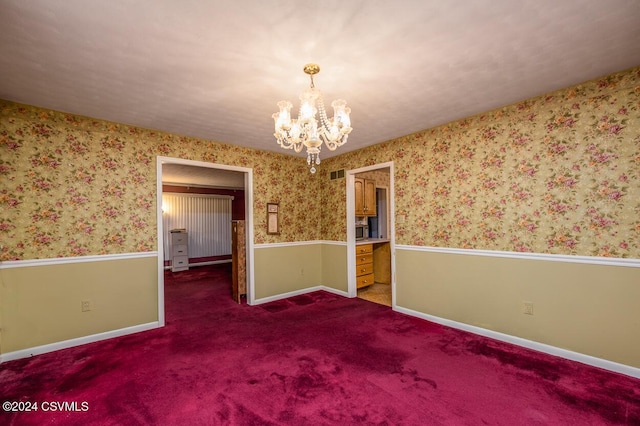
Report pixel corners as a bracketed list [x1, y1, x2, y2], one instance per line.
[273, 64, 352, 173]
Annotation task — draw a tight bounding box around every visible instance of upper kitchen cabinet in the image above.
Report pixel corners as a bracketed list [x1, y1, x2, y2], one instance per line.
[355, 177, 376, 216]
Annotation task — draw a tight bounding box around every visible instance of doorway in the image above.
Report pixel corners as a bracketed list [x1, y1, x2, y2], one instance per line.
[346, 162, 395, 308]
[368, 187, 389, 240]
[156, 156, 254, 327]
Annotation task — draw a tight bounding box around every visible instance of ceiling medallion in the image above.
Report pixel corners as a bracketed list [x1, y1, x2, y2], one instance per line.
[273, 64, 352, 173]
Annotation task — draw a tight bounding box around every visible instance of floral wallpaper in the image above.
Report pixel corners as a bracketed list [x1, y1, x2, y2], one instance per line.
[322, 66, 640, 258]
[2, 66, 639, 261]
[0, 104, 321, 261]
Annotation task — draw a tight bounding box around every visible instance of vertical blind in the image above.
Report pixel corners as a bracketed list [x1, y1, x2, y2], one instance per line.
[162, 193, 233, 261]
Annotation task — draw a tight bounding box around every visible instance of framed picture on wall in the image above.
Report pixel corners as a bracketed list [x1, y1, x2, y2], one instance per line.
[267, 203, 279, 235]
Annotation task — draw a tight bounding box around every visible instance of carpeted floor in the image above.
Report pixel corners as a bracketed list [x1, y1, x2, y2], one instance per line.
[1, 264, 639, 425]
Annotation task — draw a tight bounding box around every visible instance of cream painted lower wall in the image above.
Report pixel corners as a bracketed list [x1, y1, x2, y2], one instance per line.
[3, 242, 637, 376]
[0, 255, 158, 354]
[321, 243, 348, 293]
[395, 248, 640, 369]
[253, 243, 323, 301]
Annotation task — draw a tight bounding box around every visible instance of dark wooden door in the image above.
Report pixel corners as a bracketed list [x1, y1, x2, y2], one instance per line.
[231, 220, 246, 303]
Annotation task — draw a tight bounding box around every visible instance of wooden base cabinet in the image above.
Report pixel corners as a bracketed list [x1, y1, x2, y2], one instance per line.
[355, 243, 374, 288]
[373, 242, 391, 284]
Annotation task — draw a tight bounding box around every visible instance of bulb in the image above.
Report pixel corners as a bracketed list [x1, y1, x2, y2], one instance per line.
[274, 101, 292, 131]
[299, 89, 318, 124]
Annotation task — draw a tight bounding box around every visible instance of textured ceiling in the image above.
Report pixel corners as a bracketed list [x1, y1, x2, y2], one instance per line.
[1, 0, 640, 166]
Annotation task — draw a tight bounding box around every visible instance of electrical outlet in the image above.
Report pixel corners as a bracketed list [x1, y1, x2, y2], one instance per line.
[523, 302, 534, 315]
[81, 299, 92, 312]
[300, 268, 304, 276]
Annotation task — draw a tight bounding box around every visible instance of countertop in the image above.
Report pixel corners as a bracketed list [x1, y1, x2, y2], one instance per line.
[356, 238, 390, 245]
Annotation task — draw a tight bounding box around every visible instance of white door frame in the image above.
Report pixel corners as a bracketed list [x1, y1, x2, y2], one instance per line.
[346, 161, 395, 307]
[156, 156, 255, 326]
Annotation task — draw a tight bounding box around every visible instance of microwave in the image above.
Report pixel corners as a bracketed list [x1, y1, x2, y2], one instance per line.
[355, 224, 369, 240]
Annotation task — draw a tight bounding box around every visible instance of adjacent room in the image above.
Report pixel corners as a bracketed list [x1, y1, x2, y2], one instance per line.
[1, 1, 639, 424]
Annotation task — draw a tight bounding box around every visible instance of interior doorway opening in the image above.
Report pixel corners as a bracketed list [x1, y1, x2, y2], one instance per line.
[346, 162, 395, 308]
[156, 156, 254, 326]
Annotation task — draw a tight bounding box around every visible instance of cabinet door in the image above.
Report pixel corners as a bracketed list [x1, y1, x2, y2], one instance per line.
[354, 177, 365, 216]
[364, 179, 376, 216]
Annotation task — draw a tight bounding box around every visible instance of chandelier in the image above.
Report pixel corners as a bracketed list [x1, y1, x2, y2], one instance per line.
[273, 63, 352, 173]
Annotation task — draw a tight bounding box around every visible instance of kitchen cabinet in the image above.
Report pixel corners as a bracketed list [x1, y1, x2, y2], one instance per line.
[355, 243, 374, 288]
[355, 177, 376, 216]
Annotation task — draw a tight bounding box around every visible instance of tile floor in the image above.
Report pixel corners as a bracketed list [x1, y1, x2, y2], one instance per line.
[357, 282, 391, 307]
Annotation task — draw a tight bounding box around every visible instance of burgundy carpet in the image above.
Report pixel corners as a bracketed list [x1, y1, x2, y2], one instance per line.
[1, 264, 639, 425]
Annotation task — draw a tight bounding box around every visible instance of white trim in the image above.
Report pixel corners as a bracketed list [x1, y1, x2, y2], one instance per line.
[163, 192, 234, 200]
[157, 158, 166, 326]
[318, 240, 348, 246]
[346, 172, 356, 297]
[252, 285, 349, 305]
[157, 156, 255, 311]
[0, 322, 160, 364]
[395, 245, 640, 268]
[346, 162, 396, 302]
[0, 252, 158, 269]
[245, 171, 255, 306]
[162, 182, 242, 190]
[254, 240, 346, 249]
[394, 305, 640, 379]
[162, 259, 232, 270]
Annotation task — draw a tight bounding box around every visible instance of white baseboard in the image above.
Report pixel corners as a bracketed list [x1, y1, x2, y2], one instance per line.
[252, 285, 349, 305]
[394, 305, 640, 379]
[8, 294, 634, 382]
[319, 286, 350, 298]
[0, 322, 160, 363]
[163, 259, 232, 270]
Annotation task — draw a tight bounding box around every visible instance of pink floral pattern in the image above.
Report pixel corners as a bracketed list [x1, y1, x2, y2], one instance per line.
[2, 67, 639, 261]
[0, 105, 321, 260]
[322, 67, 640, 258]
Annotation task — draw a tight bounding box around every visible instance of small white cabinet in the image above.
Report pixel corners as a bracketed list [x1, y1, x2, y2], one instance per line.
[170, 230, 189, 272]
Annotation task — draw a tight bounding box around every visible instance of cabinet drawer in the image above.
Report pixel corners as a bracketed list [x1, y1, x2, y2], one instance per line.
[172, 244, 188, 256]
[171, 233, 188, 245]
[356, 263, 373, 277]
[355, 253, 373, 266]
[356, 244, 373, 255]
[172, 256, 189, 267]
[356, 273, 375, 288]
[172, 266, 189, 272]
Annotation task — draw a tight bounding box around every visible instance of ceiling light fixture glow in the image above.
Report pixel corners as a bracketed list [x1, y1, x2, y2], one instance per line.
[273, 64, 352, 173]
